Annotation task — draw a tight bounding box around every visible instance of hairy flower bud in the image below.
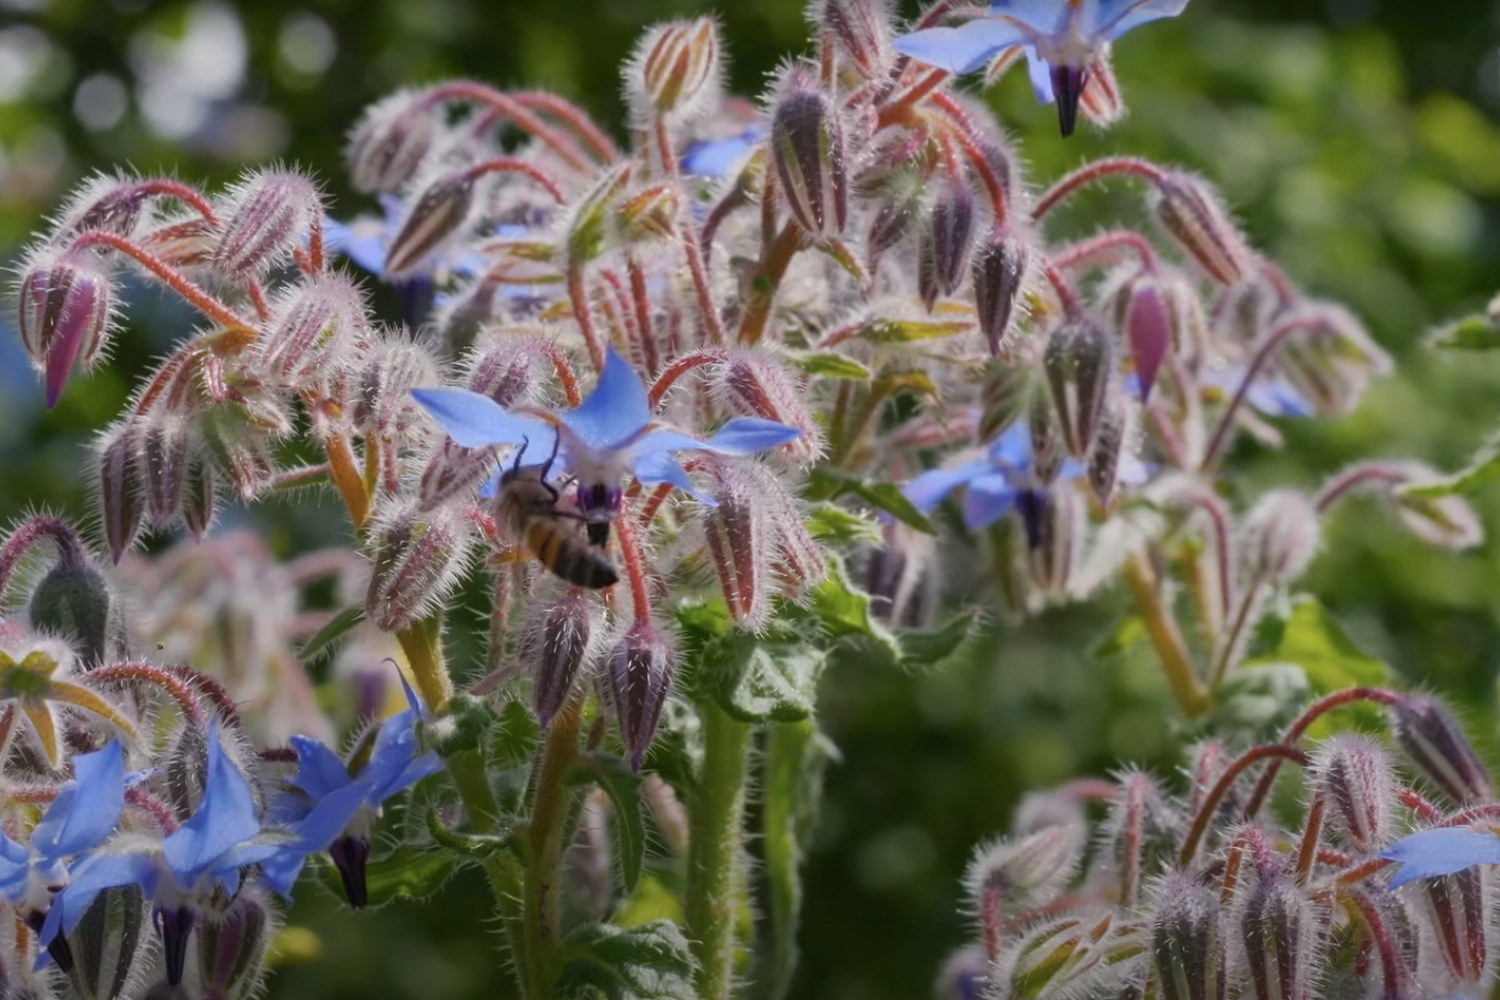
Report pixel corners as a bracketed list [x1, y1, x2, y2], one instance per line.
[523, 589, 594, 728]
[1087, 398, 1127, 506]
[1416, 868, 1491, 985]
[201, 409, 276, 504]
[348, 89, 439, 195]
[384, 170, 477, 278]
[615, 182, 681, 245]
[258, 273, 366, 386]
[934, 945, 988, 1000]
[195, 887, 274, 1000]
[1240, 489, 1321, 585]
[183, 457, 217, 541]
[364, 502, 472, 632]
[1153, 876, 1227, 1000]
[1390, 696, 1493, 805]
[211, 169, 321, 277]
[1275, 304, 1392, 416]
[29, 552, 115, 664]
[605, 621, 675, 772]
[18, 248, 115, 407]
[771, 77, 847, 238]
[814, 0, 893, 78]
[714, 351, 820, 464]
[1028, 391, 1064, 487]
[964, 824, 1085, 918]
[867, 174, 921, 256]
[978, 359, 1031, 442]
[1391, 487, 1483, 551]
[1028, 488, 1084, 595]
[355, 337, 440, 443]
[1239, 874, 1323, 1000]
[98, 423, 145, 563]
[972, 226, 1032, 355]
[865, 518, 935, 627]
[1078, 46, 1125, 129]
[53, 174, 151, 242]
[1125, 279, 1172, 400]
[919, 179, 976, 311]
[1043, 317, 1114, 458]
[1149, 173, 1253, 286]
[632, 18, 720, 117]
[140, 414, 192, 529]
[64, 884, 149, 1000]
[1310, 734, 1396, 853]
[701, 459, 772, 627]
[1003, 911, 1118, 1000]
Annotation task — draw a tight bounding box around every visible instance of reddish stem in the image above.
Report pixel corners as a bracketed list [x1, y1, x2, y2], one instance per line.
[1295, 794, 1325, 883]
[464, 157, 567, 205]
[88, 662, 206, 727]
[1041, 261, 1083, 317]
[422, 81, 591, 173]
[1343, 886, 1411, 1000]
[568, 264, 606, 371]
[981, 880, 1004, 962]
[511, 90, 620, 163]
[649, 350, 723, 409]
[1314, 462, 1409, 514]
[928, 92, 1008, 224]
[1179, 743, 1312, 867]
[1120, 773, 1147, 907]
[536, 340, 583, 407]
[1031, 157, 1170, 222]
[613, 518, 653, 623]
[627, 256, 658, 373]
[875, 68, 949, 130]
[1052, 229, 1160, 274]
[0, 516, 91, 602]
[126, 786, 181, 833]
[307, 214, 325, 273]
[68, 231, 251, 329]
[135, 178, 220, 224]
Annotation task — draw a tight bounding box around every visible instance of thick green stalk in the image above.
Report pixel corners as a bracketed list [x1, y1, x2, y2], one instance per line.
[758, 720, 818, 1000]
[523, 694, 586, 991]
[686, 702, 753, 1000]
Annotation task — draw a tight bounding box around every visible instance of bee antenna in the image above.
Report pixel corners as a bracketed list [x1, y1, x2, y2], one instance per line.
[512, 437, 529, 472]
[541, 432, 561, 479]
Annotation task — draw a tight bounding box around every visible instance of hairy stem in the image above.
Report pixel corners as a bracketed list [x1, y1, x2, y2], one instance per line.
[687, 701, 753, 1000]
[523, 693, 586, 993]
[1122, 553, 1209, 718]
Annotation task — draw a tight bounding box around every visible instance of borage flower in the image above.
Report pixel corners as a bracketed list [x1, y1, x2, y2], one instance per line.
[413, 344, 801, 529]
[905, 424, 1067, 534]
[260, 674, 442, 909]
[1380, 826, 1500, 889]
[894, 0, 1190, 136]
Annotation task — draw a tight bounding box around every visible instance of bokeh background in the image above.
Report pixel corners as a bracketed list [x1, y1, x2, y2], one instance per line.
[5, 0, 1500, 997]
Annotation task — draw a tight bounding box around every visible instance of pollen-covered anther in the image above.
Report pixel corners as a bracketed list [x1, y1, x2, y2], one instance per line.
[17, 246, 116, 408]
[770, 70, 848, 239]
[210, 168, 323, 277]
[605, 620, 676, 772]
[1042, 316, 1114, 459]
[1309, 733, 1397, 854]
[631, 17, 720, 118]
[1149, 171, 1254, 286]
[348, 89, 440, 195]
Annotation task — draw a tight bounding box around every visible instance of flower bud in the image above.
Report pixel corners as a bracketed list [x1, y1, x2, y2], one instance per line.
[919, 179, 976, 311]
[814, 0, 893, 78]
[97, 423, 145, 564]
[1078, 46, 1124, 130]
[770, 76, 848, 238]
[1125, 279, 1172, 400]
[1240, 489, 1320, 585]
[1004, 911, 1117, 1000]
[28, 552, 116, 664]
[141, 414, 192, 529]
[1043, 317, 1114, 459]
[258, 274, 366, 387]
[934, 945, 988, 1000]
[631, 18, 720, 117]
[615, 183, 681, 245]
[365, 502, 472, 632]
[53, 174, 150, 241]
[865, 517, 935, 628]
[144, 213, 218, 270]
[355, 337, 440, 443]
[1416, 868, 1491, 985]
[348, 89, 439, 195]
[385, 170, 479, 278]
[17, 248, 115, 407]
[1087, 399, 1127, 507]
[1215, 273, 1281, 346]
[1152, 876, 1227, 1000]
[1274, 304, 1392, 416]
[1149, 173, 1253, 287]
[1391, 487, 1482, 551]
[701, 459, 772, 627]
[1389, 696, 1493, 806]
[195, 887, 274, 1000]
[64, 884, 149, 1000]
[1028, 390, 1064, 488]
[1310, 733, 1396, 853]
[977, 359, 1030, 442]
[605, 621, 675, 772]
[211, 169, 322, 277]
[714, 351, 820, 464]
[866, 174, 921, 256]
[522, 589, 594, 728]
[1239, 874, 1323, 1000]
[972, 226, 1032, 355]
[200, 409, 276, 504]
[964, 824, 1085, 917]
[1027, 488, 1084, 596]
[183, 457, 217, 541]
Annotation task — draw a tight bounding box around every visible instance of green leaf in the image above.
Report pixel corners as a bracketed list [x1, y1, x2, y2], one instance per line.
[856, 317, 971, 344]
[570, 752, 647, 894]
[1428, 312, 1500, 350]
[702, 635, 827, 723]
[1400, 432, 1500, 499]
[896, 610, 978, 669]
[871, 369, 938, 397]
[1243, 596, 1390, 737]
[755, 721, 827, 1000]
[794, 352, 871, 380]
[314, 846, 457, 908]
[808, 467, 934, 534]
[558, 920, 697, 1000]
[803, 503, 883, 546]
[299, 605, 364, 664]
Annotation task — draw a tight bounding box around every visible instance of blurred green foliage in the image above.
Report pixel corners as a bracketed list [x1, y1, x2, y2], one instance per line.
[5, 1, 1500, 998]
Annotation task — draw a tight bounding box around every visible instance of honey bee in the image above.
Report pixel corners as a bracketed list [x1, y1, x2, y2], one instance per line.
[497, 438, 619, 589]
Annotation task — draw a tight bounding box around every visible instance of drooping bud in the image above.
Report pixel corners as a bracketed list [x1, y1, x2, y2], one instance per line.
[972, 226, 1032, 355]
[200, 409, 276, 504]
[1043, 317, 1114, 458]
[1078, 45, 1124, 130]
[1416, 868, 1491, 985]
[348, 89, 439, 195]
[964, 824, 1085, 919]
[1149, 172, 1254, 286]
[814, 0, 893, 78]
[141, 414, 193, 529]
[631, 18, 720, 117]
[770, 73, 848, 238]
[866, 172, 922, 256]
[522, 589, 594, 728]
[183, 457, 217, 541]
[17, 248, 115, 407]
[211, 169, 322, 277]
[1125, 279, 1172, 400]
[1390, 486, 1483, 551]
[1274, 303, 1392, 416]
[384, 170, 477, 278]
[52, 174, 151, 242]
[1309, 733, 1396, 853]
[605, 621, 675, 772]
[1028, 391, 1064, 487]
[919, 178, 976, 311]
[1087, 398, 1127, 506]
[354, 336, 440, 444]
[865, 517, 935, 627]
[977, 359, 1031, 442]
[195, 887, 274, 1000]
[1027, 488, 1084, 596]
[614, 183, 682, 245]
[714, 351, 820, 464]
[29, 551, 116, 664]
[1389, 696, 1493, 806]
[701, 459, 772, 627]
[1003, 911, 1119, 1000]
[97, 423, 145, 564]
[364, 502, 472, 632]
[1239, 874, 1323, 1000]
[1240, 489, 1321, 585]
[1152, 876, 1227, 1000]
[257, 273, 366, 387]
[62, 884, 148, 1000]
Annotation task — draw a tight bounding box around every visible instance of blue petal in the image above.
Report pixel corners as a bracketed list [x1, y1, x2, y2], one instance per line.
[162, 730, 262, 882]
[212, 840, 283, 879]
[986, 423, 1033, 467]
[894, 19, 1036, 75]
[1024, 48, 1055, 103]
[259, 849, 307, 901]
[412, 387, 557, 450]
[32, 742, 125, 861]
[1382, 828, 1500, 889]
[962, 473, 1018, 530]
[1092, 0, 1190, 40]
[290, 736, 351, 801]
[323, 217, 391, 275]
[682, 128, 763, 178]
[38, 851, 157, 954]
[0, 833, 28, 899]
[903, 459, 991, 514]
[558, 345, 652, 451]
[702, 418, 802, 454]
[987, 0, 1071, 31]
[289, 783, 371, 852]
[634, 450, 715, 506]
[1247, 378, 1314, 418]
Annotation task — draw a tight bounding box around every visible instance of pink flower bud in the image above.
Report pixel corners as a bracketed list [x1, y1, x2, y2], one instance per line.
[605, 620, 675, 772]
[919, 178, 976, 311]
[1310, 733, 1396, 854]
[1152, 875, 1227, 1000]
[384, 170, 477, 278]
[1239, 873, 1324, 1000]
[195, 887, 273, 1000]
[258, 273, 367, 387]
[1240, 489, 1321, 585]
[522, 589, 595, 728]
[972, 226, 1032, 355]
[714, 350, 820, 464]
[364, 502, 472, 632]
[771, 73, 848, 238]
[701, 460, 772, 627]
[201, 409, 276, 503]
[1078, 46, 1124, 129]
[964, 824, 1085, 928]
[141, 413, 193, 528]
[631, 18, 720, 117]
[97, 423, 145, 564]
[1125, 279, 1172, 400]
[1043, 316, 1114, 459]
[1087, 398, 1127, 506]
[348, 89, 439, 195]
[1149, 172, 1254, 286]
[1416, 868, 1490, 985]
[183, 458, 218, 541]
[814, 0, 894, 78]
[355, 337, 440, 443]
[211, 169, 322, 277]
[17, 248, 115, 408]
[52, 173, 150, 241]
[1390, 696, 1493, 806]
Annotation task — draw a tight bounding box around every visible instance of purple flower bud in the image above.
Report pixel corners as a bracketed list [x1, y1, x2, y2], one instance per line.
[963, 824, 1085, 919]
[1390, 696, 1493, 806]
[194, 888, 272, 1000]
[978, 359, 1030, 442]
[605, 620, 675, 772]
[701, 459, 771, 627]
[1027, 488, 1084, 596]
[972, 226, 1032, 355]
[714, 351, 820, 464]
[1087, 399, 1126, 507]
[17, 249, 115, 408]
[183, 458, 218, 541]
[384, 170, 477, 278]
[141, 414, 192, 529]
[97, 423, 145, 564]
[523, 589, 594, 728]
[919, 179, 976, 311]
[330, 834, 373, 910]
[257, 274, 367, 387]
[355, 337, 440, 443]
[631, 18, 721, 117]
[211, 169, 322, 277]
[1416, 868, 1490, 985]
[1240, 489, 1321, 585]
[1125, 279, 1172, 400]
[1310, 733, 1396, 854]
[1149, 173, 1254, 287]
[61, 884, 149, 1000]
[866, 175, 921, 256]
[348, 89, 439, 195]
[815, 0, 893, 78]
[1152, 875, 1227, 1000]
[1239, 874, 1323, 1000]
[771, 74, 848, 238]
[364, 502, 472, 632]
[1043, 317, 1114, 459]
[54, 174, 150, 241]
[200, 410, 276, 504]
[934, 945, 988, 1000]
[28, 550, 116, 664]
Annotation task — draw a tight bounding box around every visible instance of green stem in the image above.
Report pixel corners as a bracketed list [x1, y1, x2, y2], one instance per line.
[395, 615, 454, 712]
[524, 694, 586, 992]
[485, 852, 546, 1000]
[758, 721, 817, 1000]
[1121, 553, 1209, 718]
[686, 702, 753, 1000]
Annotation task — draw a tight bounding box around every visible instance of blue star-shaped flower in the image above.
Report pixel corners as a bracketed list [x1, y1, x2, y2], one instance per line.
[894, 0, 1190, 136]
[413, 344, 801, 524]
[1380, 827, 1500, 889]
[259, 674, 443, 907]
[681, 126, 766, 179]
